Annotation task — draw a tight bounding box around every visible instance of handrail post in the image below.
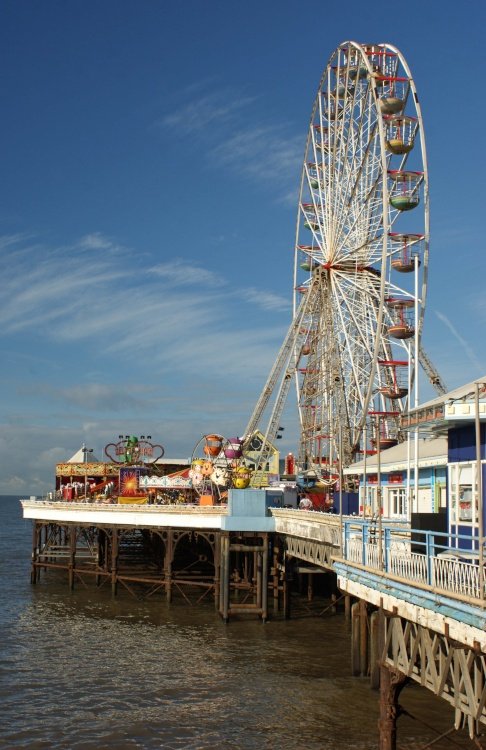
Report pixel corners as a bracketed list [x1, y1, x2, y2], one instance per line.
[362, 523, 368, 566]
[475, 382, 484, 600]
[384, 528, 390, 573]
[425, 531, 434, 586]
[376, 415, 383, 570]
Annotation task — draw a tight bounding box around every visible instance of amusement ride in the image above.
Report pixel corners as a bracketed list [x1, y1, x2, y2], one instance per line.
[236, 42, 446, 488]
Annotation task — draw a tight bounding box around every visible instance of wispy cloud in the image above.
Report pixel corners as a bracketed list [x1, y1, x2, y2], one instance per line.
[435, 310, 483, 371]
[19, 382, 158, 412]
[0, 243, 131, 333]
[240, 287, 291, 312]
[79, 232, 119, 251]
[210, 126, 302, 187]
[0, 231, 295, 492]
[158, 84, 302, 200]
[160, 91, 256, 135]
[0, 232, 288, 376]
[149, 260, 225, 287]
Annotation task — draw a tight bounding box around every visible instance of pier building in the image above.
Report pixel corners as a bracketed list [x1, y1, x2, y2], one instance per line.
[343, 436, 447, 520]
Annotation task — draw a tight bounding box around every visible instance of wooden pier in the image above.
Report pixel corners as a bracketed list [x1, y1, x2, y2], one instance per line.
[25, 501, 293, 622]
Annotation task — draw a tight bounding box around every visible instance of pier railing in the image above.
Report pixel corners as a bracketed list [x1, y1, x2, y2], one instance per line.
[342, 520, 485, 601]
[21, 499, 227, 514]
[271, 508, 342, 547]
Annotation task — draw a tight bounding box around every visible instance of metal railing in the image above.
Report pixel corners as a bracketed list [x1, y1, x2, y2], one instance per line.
[20, 499, 227, 514]
[343, 520, 484, 601]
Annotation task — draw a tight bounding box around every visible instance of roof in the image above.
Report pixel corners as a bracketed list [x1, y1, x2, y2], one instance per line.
[343, 436, 447, 475]
[403, 376, 486, 431]
[66, 445, 102, 463]
[408, 375, 486, 414]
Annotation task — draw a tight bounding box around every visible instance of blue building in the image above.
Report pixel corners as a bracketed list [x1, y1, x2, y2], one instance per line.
[344, 378, 486, 541]
[403, 378, 486, 547]
[344, 436, 447, 520]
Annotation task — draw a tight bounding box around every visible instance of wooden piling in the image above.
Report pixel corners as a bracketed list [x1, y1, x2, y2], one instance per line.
[307, 572, 314, 602]
[351, 602, 361, 676]
[31, 522, 39, 584]
[96, 529, 103, 586]
[359, 599, 368, 677]
[344, 594, 351, 621]
[220, 534, 230, 622]
[261, 534, 269, 622]
[370, 609, 385, 689]
[256, 549, 262, 610]
[213, 533, 220, 611]
[68, 526, 76, 590]
[378, 665, 408, 750]
[272, 540, 280, 612]
[283, 555, 292, 620]
[164, 530, 173, 603]
[111, 527, 118, 596]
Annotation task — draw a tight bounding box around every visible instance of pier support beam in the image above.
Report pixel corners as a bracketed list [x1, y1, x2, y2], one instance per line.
[378, 666, 408, 750]
[360, 599, 368, 677]
[272, 539, 280, 612]
[164, 531, 173, 603]
[261, 534, 269, 623]
[68, 526, 76, 590]
[370, 609, 385, 690]
[219, 533, 230, 622]
[283, 555, 292, 620]
[344, 594, 351, 621]
[111, 527, 118, 596]
[218, 533, 270, 622]
[31, 522, 40, 584]
[213, 533, 220, 611]
[96, 529, 105, 586]
[351, 599, 370, 677]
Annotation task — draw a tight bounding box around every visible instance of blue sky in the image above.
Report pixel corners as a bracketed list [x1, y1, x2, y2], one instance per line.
[1, 0, 485, 494]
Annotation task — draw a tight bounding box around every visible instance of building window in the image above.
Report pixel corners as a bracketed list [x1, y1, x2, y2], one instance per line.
[360, 485, 376, 515]
[388, 487, 406, 517]
[449, 463, 477, 525]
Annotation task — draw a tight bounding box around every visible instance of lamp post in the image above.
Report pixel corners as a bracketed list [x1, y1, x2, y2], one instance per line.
[82, 444, 93, 499]
[362, 421, 367, 519]
[475, 383, 484, 599]
[376, 415, 383, 570]
[338, 419, 343, 536]
[414, 252, 420, 516]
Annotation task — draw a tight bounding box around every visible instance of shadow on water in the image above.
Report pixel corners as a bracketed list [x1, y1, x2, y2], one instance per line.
[0, 497, 477, 749]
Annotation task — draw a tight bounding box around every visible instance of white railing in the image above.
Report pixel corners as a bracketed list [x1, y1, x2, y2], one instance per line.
[342, 520, 485, 602]
[390, 552, 428, 583]
[347, 536, 363, 564]
[432, 556, 480, 599]
[21, 500, 227, 515]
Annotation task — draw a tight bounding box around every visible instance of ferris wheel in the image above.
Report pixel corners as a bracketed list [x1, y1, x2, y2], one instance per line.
[295, 41, 432, 477]
[244, 41, 446, 483]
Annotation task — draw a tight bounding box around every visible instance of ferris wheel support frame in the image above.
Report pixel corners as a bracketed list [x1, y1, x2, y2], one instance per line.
[243, 292, 313, 475]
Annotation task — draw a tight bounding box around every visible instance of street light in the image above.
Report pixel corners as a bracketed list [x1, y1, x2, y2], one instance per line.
[475, 383, 484, 600]
[82, 444, 93, 499]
